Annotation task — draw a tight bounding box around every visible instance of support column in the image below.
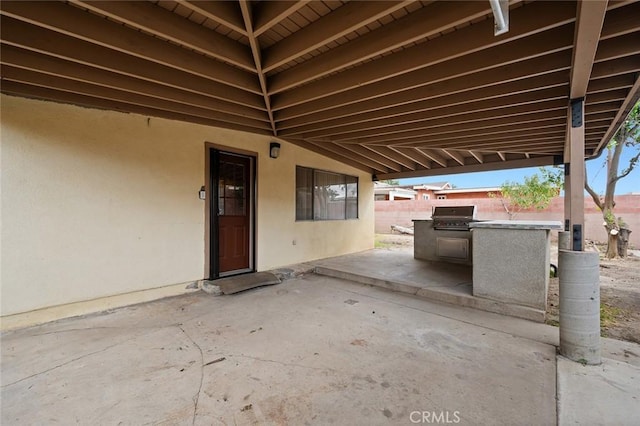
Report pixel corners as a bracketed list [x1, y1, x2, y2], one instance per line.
[560, 97, 600, 365]
[564, 98, 585, 251]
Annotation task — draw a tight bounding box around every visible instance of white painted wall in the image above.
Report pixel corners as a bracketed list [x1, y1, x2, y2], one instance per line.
[1, 95, 374, 317]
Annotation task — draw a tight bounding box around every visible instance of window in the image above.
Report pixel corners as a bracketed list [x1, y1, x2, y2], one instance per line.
[422, 194, 430, 200]
[437, 195, 447, 200]
[296, 166, 358, 221]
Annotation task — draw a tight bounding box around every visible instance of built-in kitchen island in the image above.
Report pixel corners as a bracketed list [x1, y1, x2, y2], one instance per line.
[414, 215, 562, 312]
[469, 220, 563, 310]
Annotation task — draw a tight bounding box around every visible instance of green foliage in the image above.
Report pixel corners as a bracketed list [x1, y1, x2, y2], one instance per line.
[618, 103, 640, 178]
[380, 179, 399, 185]
[496, 167, 563, 219]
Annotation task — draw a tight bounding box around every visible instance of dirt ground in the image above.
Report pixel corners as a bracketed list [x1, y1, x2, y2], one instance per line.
[547, 251, 640, 343]
[375, 233, 640, 344]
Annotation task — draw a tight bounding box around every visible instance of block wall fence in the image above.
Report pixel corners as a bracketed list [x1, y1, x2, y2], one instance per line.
[375, 195, 640, 247]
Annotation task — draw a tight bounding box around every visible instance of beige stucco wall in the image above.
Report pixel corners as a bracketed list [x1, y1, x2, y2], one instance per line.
[1, 95, 374, 318]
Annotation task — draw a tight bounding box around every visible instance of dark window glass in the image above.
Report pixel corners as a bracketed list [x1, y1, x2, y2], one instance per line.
[296, 167, 313, 220]
[218, 161, 245, 216]
[295, 166, 358, 221]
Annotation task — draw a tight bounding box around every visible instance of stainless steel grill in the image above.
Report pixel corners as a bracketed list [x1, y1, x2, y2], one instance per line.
[432, 206, 477, 231]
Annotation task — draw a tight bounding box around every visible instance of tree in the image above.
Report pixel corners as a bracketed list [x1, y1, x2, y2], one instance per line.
[380, 179, 399, 185]
[491, 167, 563, 220]
[585, 102, 639, 259]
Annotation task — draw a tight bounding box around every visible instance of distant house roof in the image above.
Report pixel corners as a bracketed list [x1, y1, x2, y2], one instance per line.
[374, 182, 417, 198]
[412, 182, 452, 191]
[434, 187, 501, 194]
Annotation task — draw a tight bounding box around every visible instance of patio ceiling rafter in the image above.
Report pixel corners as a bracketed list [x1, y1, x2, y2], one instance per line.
[1, 0, 638, 178]
[238, 0, 276, 133]
[0, 45, 268, 121]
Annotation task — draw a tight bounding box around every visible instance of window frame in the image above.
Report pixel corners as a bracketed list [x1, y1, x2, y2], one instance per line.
[295, 166, 359, 221]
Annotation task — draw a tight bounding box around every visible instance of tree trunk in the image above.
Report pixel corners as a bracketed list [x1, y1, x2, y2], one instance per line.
[606, 232, 619, 259]
[617, 228, 631, 258]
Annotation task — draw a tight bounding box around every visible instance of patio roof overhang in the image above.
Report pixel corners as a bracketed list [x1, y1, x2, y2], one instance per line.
[1, 0, 638, 179]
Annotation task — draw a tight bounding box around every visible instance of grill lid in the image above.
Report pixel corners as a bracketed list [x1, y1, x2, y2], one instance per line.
[432, 206, 476, 219]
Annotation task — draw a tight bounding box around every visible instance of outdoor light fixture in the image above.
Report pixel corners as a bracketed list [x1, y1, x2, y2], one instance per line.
[269, 142, 281, 159]
[489, 0, 509, 36]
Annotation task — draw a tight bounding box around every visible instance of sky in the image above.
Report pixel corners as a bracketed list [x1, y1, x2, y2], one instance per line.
[398, 147, 640, 195]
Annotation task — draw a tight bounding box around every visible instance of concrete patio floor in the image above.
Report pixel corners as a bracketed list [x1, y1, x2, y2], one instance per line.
[312, 249, 544, 321]
[2, 274, 639, 425]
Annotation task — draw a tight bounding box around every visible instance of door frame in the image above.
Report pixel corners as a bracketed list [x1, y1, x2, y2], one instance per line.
[204, 143, 257, 279]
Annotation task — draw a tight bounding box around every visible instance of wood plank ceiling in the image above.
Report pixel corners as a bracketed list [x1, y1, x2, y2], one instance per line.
[1, 0, 639, 178]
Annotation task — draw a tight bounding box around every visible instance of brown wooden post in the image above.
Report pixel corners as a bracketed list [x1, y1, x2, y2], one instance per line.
[564, 98, 586, 251]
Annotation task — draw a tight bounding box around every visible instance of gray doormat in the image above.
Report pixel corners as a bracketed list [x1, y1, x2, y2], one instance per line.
[216, 271, 281, 295]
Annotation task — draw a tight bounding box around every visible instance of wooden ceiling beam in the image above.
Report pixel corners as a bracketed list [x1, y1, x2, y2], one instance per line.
[0, 13, 264, 97]
[600, 1, 640, 40]
[595, 75, 640, 154]
[585, 88, 630, 104]
[0, 18, 265, 109]
[261, 1, 411, 73]
[1, 81, 272, 136]
[304, 141, 389, 174]
[419, 149, 448, 168]
[1, 66, 270, 131]
[586, 101, 624, 114]
[346, 115, 567, 145]
[410, 131, 568, 151]
[339, 112, 566, 145]
[339, 145, 403, 173]
[0, 47, 269, 121]
[278, 67, 570, 135]
[71, 0, 255, 72]
[390, 147, 433, 170]
[350, 108, 613, 147]
[368, 125, 568, 148]
[239, 1, 276, 134]
[253, 1, 311, 37]
[367, 146, 417, 171]
[179, 1, 247, 35]
[276, 18, 638, 126]
[274, 3, 639, 118]
[272, 1, 577, 110]
[275, 25, 575, 121]
[586, 74, 636, 94]
[590, 55, 640, 79]
[297, 88, 568, 141]
[441, 149, 466, 167]
[469, 151, 484, 164]
[569, 0, 608, 99]
[376, 156, 557, 180]
[584, 111, 618, 123]
[286, 139, 375, 174]
[268, 0, 493, 94]
[327, 99, 568, 143]
[594, 32, 640, 63]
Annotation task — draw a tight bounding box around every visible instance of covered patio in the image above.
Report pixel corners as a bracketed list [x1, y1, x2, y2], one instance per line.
[311, 246, 546, 322]
[2, 273, 639, 425]
[3, 4, 640, 421]
[2, 0, 639, 178]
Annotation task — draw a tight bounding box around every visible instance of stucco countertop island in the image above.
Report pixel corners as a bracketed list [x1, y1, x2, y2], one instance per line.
[469, 220, 563, 312]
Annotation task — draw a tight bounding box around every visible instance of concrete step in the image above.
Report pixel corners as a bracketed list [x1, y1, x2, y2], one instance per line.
[213, 272, 281, 295]
[314, 265, 544, 322]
